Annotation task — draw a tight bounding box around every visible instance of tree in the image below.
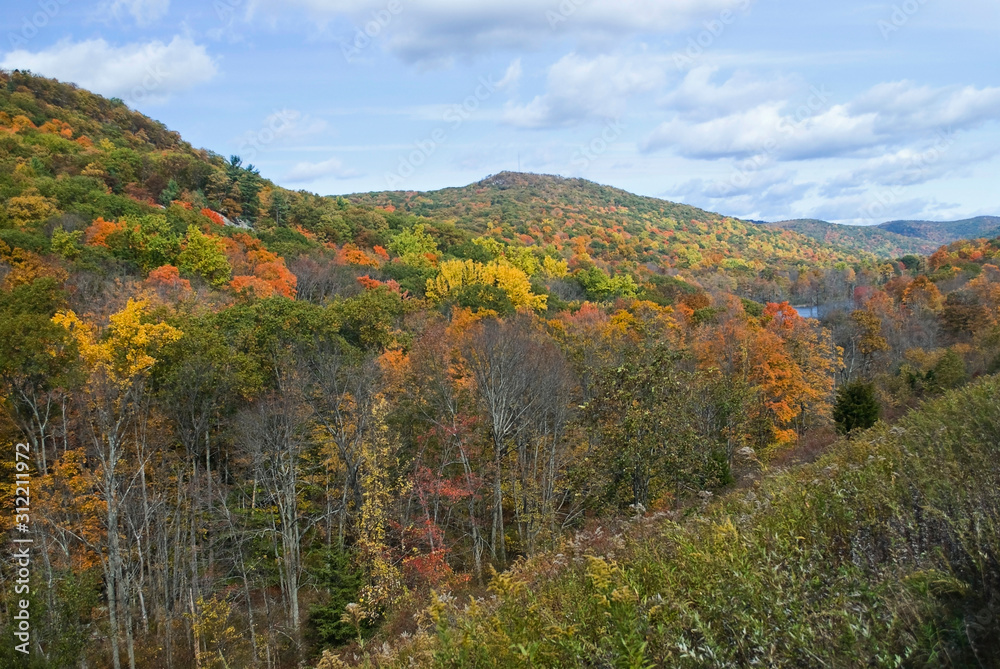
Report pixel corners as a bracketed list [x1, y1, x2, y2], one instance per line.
[51, 299, 182, 669]
[159, 178, 180, 207]
[929, 349, 967, 392]
[307, 548, 365, 648]
[849, 309, 889, 379]
[427, 259, 546, 311]
[236, 383, 311, 640]
[586, 341, 706, 510]
[5, 190, 58, 227]
[462, 317, 555, 566]
[177, 225, 232, 287]
[833, 381, 881, 435]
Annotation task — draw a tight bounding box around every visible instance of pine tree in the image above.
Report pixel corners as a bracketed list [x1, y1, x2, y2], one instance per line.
[833, 381, 881, 435]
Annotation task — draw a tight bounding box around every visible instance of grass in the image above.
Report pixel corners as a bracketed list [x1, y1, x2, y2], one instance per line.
[322, 376, 1000, 668]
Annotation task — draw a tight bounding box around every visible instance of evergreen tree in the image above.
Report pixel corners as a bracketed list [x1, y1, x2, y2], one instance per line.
[833, 381, 881, 435]
[158, 178, 180, 206]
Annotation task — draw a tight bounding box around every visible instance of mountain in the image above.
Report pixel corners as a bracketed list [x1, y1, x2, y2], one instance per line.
[879, 216, 1000, 245]
[348, 172, 874, 269]
[765, 219, 940, 257]
[0, 65, 872, 288]
[765, 216, 1000, 259]
[6, 70, 1000, 669]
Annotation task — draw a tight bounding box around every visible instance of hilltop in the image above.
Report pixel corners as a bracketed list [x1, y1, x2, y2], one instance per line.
[348, 172, 875, 270]
[0, 66, 875, 300]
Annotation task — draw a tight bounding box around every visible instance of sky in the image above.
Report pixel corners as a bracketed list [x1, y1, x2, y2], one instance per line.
[2, 0, 999, 224]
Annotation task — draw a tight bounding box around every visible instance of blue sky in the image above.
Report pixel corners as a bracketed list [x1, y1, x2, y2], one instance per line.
[2, 0, 999, 223]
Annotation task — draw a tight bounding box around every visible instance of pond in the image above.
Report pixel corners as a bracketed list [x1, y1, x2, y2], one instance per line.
[793, 305, 821, 319]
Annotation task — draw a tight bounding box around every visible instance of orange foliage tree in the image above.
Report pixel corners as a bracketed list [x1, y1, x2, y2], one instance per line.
[224, 233, 297, 298]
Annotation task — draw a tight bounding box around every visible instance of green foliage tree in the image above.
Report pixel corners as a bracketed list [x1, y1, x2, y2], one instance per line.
[307, 549, 366, 649]
[929, 349, 967, 392]
[586, 344, 710, 508]
[833, 381, 881, 435]
[335, 287, 406, 352]
[389, 224, 438, 261]
[159, 178, 180, 206]
[576, 266, 638, 302]
[176, 225, 232, 286]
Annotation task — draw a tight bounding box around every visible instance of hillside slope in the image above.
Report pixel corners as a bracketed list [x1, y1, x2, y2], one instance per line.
[879, 216, 1000, 245]
[362, 376, 1000, 668]
[765, 218, 939, 257]
[349, 172, 875, 269]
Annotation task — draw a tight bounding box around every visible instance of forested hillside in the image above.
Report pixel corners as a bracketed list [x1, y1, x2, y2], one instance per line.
[349, 171, 874, 270]
[765, 218, 940, 257]
[879, 216, 1000, 245]
[354, 375, 1000, 667]
[1, 70, 1000, 668]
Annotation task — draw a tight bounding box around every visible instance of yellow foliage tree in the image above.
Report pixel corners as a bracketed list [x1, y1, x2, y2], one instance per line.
[51, 299, 182, 669]
[53, 298, 183, 387]
[356, 396, 403, 620]
[5, 191, 58, 227]
[426, 259, 546, 311]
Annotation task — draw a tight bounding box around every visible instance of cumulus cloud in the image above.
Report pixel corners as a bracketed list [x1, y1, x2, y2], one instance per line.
[285, 157, 360, 182]
[248, 0, 754, 62]
[818, 141, 988, 197]
[659, 67, 797, 121]
[643, 80, 1000, 161]
[0, 37, 218, 104]
[670, 169, 814, 220]
[503, 52, 668, 128]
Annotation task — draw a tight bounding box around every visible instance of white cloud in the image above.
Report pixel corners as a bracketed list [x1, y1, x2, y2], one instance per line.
[670, 168, 814, 220]
[503, 52, 668, 128]
[659, 67, 796, 120]
[496, 59, 522, 91]
[805, 193, 962, 226]
[102, 0, 170, 25]
[0, 37, 218, 104]
[285, 157, 360, 182]
[248, 0, 754, 62]
[643, 80, 1000, 161]
[818, 141, 990, 197]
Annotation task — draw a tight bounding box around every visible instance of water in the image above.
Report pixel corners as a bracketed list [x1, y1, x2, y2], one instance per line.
[793, 305, 821, 319]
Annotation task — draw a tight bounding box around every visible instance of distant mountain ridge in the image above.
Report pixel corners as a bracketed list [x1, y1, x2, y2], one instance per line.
[879, 216, 1000, 245]
[764, 219, 940, 257]
[765, 216, 1000, 258]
